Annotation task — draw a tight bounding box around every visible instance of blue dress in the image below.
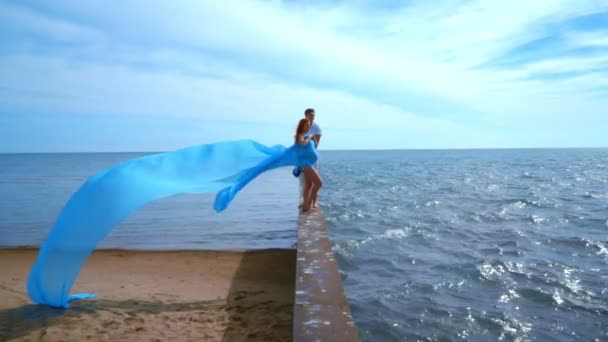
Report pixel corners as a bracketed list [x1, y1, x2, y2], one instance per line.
[27, 139, 318, 308]
[214, 139, 317, 212]
[292, 138, 317, 177]
[290, 139, 318, 168]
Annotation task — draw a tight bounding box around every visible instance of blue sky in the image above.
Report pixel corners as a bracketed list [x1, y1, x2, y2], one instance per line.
[1, 0, 607, 152]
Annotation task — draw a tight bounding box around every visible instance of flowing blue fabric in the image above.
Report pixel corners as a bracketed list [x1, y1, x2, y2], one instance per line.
[27, 139, 318, 308]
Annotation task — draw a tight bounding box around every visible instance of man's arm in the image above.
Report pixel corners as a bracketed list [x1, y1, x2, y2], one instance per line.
[313, 124, 322, 147]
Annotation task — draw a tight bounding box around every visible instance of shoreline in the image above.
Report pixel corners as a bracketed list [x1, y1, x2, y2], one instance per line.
[0, 248, 296, 341]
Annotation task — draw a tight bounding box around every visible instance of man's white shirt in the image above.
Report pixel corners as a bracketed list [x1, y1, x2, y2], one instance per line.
[305, 123, 322, 138]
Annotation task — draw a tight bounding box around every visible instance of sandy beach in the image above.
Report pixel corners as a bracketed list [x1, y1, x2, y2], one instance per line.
[0, 248, 296, 341]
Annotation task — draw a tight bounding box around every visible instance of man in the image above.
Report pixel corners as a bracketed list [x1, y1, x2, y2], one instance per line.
[295, 108, 322, 208]
[304, 108, 322, 149]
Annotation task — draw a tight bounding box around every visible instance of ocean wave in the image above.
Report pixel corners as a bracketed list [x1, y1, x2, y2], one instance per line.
[488, 315, 532, 342]
[467, 211, 510, 223]
[325, 208, 371, 222]
[498, 289, 521, 303]
[504, 198, 546, 208]
[432, 279, 467, 292]
[586, 240, 608, 256]
[544, 237, 608, 256]
[562, 267, 584, 295]
[582, 192, 606, 199]
[559, 213, 585, 224]
[504, 261, 528, 277]
[333, 227, 413, 256]
[528, 214, 546, 224]
[355, 228, 411, 247]
[517, 287, 557, 305]
[477, 261, 508, 281]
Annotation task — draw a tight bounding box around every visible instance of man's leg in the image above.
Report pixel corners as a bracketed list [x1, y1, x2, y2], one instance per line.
[298, 169, 305, 208]
[311, 162, 319, 208]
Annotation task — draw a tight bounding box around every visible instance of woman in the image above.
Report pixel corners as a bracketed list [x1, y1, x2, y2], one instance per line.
[27, 117, 324, 308]
[294, 118, 323, 212]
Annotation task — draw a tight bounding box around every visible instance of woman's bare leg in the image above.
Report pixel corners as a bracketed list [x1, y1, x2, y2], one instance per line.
[301, 168, 317, 212]
[302, 167, 313, 211]
[302, 182, 313, 211]
[298, 172, 307, 208]
[306, 168, 323, 210]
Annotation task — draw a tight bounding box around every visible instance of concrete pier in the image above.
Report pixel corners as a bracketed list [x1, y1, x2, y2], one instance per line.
[293, 210, 360, 341]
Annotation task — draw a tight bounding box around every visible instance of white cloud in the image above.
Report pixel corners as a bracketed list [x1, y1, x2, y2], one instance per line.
[566, 31, 608, 48]
[1, 0, 607, 149]
[0, 2, 103, 43]
[1, 53, 513, 149]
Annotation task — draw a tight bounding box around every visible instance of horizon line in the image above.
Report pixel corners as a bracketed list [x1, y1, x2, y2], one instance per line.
[1, 146, 607, 155]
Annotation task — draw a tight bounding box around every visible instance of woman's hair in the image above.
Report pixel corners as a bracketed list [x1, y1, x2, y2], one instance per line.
[295, 118, 310, 138]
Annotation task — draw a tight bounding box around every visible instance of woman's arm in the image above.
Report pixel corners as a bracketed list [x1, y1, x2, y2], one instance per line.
[296, 134, 313, 146]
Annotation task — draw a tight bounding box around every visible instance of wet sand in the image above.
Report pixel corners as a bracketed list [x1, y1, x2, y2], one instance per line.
[0, 248, 296, 341]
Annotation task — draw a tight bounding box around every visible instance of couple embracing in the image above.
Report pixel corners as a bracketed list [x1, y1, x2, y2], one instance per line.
[293, 108, 323, 212]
